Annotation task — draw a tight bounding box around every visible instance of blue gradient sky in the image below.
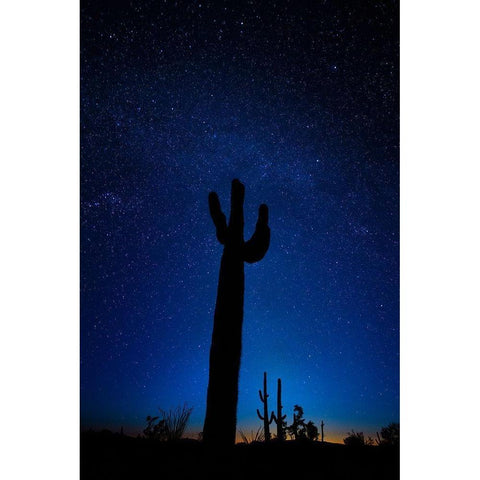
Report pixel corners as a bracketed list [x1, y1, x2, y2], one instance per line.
[81, 0, 398, 442]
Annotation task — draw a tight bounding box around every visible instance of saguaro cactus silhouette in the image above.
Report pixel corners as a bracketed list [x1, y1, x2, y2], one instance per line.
[203, 179, 270, 445]
[272, 378, 287, 441]
[321, 420, 325, 442]
[256, 371, 274, 441]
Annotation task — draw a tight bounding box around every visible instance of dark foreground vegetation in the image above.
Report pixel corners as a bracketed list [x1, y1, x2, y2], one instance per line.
[81, 430, 399, 480]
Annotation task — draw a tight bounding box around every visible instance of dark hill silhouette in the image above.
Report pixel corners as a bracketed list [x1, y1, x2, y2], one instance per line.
[81, 430, 399, 480]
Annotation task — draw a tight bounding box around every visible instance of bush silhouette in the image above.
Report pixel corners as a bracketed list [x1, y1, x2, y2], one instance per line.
[143, 415, 166, 440]
[376, 423, 400, 446]
[344, 430, 369, 446]
[286, 405, 307, 440]
[285, 405, 320, 441]
[238, 426, 265, 444]
[306, 420, 319, 441]
[144, 405, 193, 442]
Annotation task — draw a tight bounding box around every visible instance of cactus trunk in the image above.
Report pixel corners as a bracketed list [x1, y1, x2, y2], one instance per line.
[203, 253, 244, 445]
[272, 378, 287, 441]
[256, 371, 274, 441]
[203, 180, 270, 445]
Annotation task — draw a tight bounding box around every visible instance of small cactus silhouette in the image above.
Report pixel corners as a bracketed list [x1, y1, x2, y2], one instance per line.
[203, 179, 270, 445]
[257, 371, 275, 441]
[272, 378, 287, 441]
[321, 420, 325, 442]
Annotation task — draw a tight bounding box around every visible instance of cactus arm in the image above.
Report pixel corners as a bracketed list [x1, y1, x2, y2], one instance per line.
[272, 412, 285, 424]
[269, 412, 275, 424]
[257, 409, 264, 420]
[259, 389, 265, 403]
[208, 192, 227, 244]
[243, 204, 270, 263]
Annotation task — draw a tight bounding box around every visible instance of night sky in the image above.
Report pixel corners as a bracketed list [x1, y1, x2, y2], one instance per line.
[80, 0, 399, 442]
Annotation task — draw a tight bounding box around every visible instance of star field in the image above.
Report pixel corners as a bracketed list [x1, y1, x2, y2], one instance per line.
[81, 0, 399, 440]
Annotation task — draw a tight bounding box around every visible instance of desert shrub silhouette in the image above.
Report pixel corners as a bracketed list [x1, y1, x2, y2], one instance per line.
[376, 423, 400, 447]
[343, 430, 374, 446]
[238, 426, 265, 444]
[286, 405, 307, 440]
[203, 179, 270, 445]
[143, 415, 165, 440]
[285, 405, 319, 441]
[143, 405, 193, 442]
[306, 420, 319, 441]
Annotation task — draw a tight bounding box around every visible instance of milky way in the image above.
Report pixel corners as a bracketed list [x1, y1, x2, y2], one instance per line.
[81, 0, 399, 440]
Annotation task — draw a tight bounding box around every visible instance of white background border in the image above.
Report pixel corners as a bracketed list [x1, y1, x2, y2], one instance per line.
[401, 0, 479, 477]
[0, 1, 79, 478]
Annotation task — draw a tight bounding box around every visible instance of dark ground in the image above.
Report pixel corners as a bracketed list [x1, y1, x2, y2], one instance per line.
[81, 430, 399, 480]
